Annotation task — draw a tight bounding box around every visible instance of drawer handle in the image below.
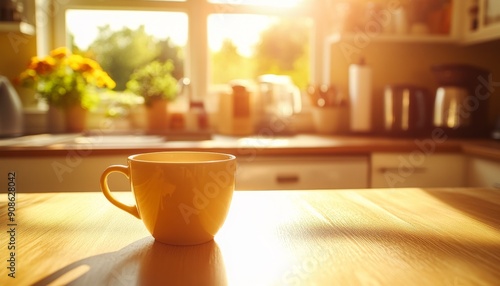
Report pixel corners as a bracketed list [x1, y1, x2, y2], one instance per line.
[276, 174, 299, 184]
[377, 167, 427, 174]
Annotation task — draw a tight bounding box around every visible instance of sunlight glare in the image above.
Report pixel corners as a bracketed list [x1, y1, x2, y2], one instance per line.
[208, 14, 277, 57]
[66, 10, 188, 50]
[210, 0, 302, 8]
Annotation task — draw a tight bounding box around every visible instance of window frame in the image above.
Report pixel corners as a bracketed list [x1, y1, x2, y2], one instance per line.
[42, 0, 326, 101]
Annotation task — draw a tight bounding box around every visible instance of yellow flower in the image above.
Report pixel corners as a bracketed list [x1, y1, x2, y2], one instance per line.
[16, 46, 116, 109]
[50, 47, 68, 59]
[105, 76, 116, 89]
[79, 58, 100, 73]
[67, 55, 84, 70]
[31, 57, 56, 75]
[92, 69, 116, 89]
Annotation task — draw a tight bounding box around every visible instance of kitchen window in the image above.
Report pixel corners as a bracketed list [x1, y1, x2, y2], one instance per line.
[66, 9, 188, 91]
[207, 13, 312, 87]
[43, 0, 324, 112]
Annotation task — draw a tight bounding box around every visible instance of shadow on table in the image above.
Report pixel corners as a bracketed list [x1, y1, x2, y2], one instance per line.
[32, 237, 227, 286]
[422, 189, 500, 229]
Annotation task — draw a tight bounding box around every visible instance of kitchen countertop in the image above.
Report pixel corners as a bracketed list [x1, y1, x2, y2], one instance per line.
[0, 132, 499, 160]
[1, 188, 499, 285]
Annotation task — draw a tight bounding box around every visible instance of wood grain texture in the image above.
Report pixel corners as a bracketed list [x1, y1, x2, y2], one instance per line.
[1, 188, 499, 285]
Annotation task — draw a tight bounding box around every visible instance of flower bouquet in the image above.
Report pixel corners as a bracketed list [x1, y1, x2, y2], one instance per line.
[17, 47, 116, 109]
[17, 47, 116, 132]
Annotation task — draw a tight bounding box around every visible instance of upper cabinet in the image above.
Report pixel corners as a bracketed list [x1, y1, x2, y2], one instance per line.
[461, 0, 500, 44]
[0, 0, 35, 35]
[324, 0, 500, 46]
[325, 0, 459, 45]
[0, 21, 34, 35]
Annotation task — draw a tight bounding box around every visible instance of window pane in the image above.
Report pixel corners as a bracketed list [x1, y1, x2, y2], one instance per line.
[208, 13, 311, 89]
[208, 0, 303, 8]
[66, 9, 188, 91]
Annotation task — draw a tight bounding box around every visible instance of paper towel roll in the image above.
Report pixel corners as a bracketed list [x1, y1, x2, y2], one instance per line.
[348, 58, 372, 132]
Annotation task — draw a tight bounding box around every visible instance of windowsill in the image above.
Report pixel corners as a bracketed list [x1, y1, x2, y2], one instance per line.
[23, 106, 47, 113]
[23, 107, 48, 135]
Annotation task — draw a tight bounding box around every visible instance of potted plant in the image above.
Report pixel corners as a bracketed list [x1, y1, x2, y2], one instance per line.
[126, 60, 178, 133]
[17, 47, 116, 133]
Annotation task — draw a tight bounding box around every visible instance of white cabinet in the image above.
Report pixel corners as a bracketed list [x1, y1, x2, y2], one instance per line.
[324, 0, 461, 44]
[0, 0, 36, 35]
[323, 0, 500, 52]
[0, 21, 35, 35]
[1, 154, 369, 192]
[371, 152, 466, 188]
[0, 155, 130, 193]
[466, 156, 500, 188]
[236, 156, 369, 190]
[461, 0, 500, 44]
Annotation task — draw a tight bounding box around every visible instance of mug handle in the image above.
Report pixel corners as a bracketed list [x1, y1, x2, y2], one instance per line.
[100, 165, 140, 219]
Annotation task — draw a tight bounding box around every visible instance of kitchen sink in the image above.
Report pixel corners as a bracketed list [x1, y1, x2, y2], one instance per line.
[73, 134, 167, 146]
[0, 131, 306, 148]
[0, 131, 213, 147]
[0, 134, 80, 147]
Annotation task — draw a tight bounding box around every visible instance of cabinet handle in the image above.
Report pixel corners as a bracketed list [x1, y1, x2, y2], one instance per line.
[377, 167, 427, 174]
[276, 174, 300, 184]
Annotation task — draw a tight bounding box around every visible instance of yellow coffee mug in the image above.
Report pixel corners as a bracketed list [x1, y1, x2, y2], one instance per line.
[100, 151, 236, 245]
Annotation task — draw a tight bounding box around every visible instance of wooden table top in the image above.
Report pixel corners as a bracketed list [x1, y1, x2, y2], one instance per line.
[1, 188, 500, 285]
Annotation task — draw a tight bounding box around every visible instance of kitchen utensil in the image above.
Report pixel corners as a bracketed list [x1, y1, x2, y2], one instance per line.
[384, 84, 432, 136]
[100, 151, 236, 245]
[307, 84, 348, 134]
[0, 75, 24, 137]
[311, 107, 347, 134]
[307, 84, 344, 108]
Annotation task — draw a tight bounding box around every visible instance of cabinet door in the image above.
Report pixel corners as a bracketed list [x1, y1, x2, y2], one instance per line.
[236, 156, 369, 190]
[0, 156, 131, 193]
[371, 153, 466, 188]
[461, 0, 500, 44]
[466, 156, 500, 189]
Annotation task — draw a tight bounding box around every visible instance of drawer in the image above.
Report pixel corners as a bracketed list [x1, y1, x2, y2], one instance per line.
[0, 156, 130, 193]
[466, 156, 500, 189]
[371, 152, 466, 188]
[236, 156, 369, 190]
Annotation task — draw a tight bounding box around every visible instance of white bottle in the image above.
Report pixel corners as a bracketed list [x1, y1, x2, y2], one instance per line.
[348, 57, 372, 133]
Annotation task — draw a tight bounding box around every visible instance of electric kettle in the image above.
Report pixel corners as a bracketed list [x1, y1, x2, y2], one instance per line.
[0, 75, 24, 137]
[255, 74, 302, 133]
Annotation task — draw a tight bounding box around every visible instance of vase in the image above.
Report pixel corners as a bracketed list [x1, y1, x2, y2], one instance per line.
[47, 104, 87, 133]
[65, 104, 87, 133]
[47, 105, 66, 133]
[146, 99, 169, 133]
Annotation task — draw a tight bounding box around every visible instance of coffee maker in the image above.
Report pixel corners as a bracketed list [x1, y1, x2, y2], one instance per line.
[432, 64, 491, 137]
